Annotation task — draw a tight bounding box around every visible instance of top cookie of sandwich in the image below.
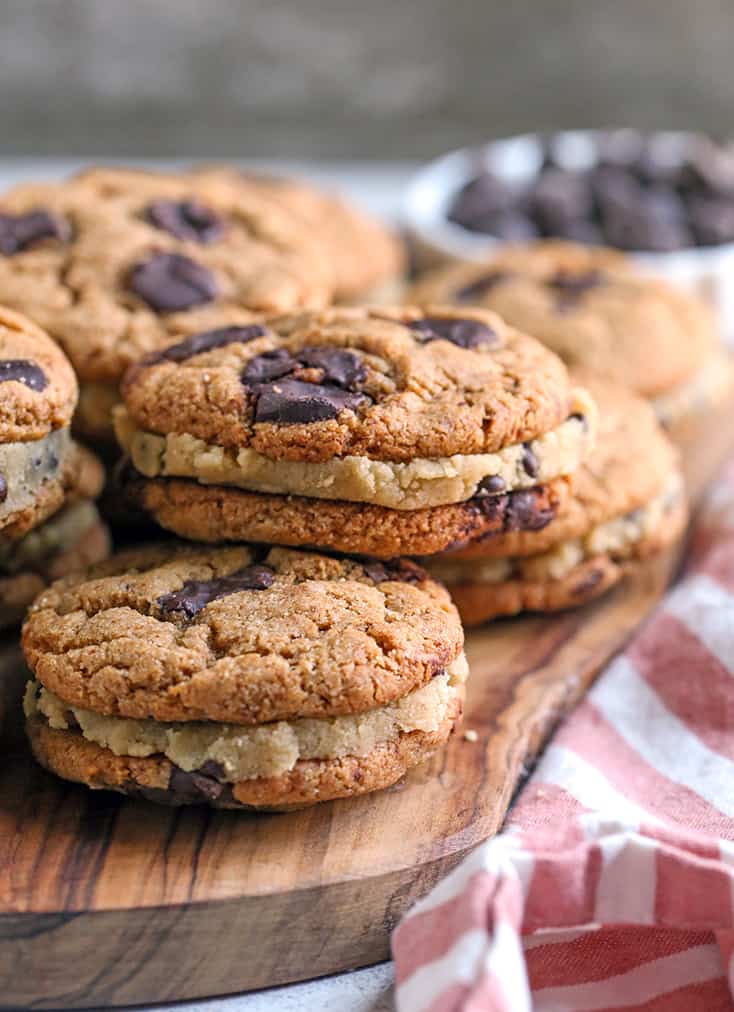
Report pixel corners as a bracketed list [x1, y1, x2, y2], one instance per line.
[0, 167, 333, 386]
[409, 240, 719, 399]
[196, 168, 405, 301]
[0, 306, 77, 442]
[22, 541, 463, 724]
[119, 305, 578, 462]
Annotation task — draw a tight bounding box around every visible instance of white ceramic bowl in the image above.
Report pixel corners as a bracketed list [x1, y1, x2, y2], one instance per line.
[403, 129, 734, 339]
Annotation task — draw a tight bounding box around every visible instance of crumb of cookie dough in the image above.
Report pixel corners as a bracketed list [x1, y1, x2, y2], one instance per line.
[115, 389, 596, 510]
[25, 653, 467, 781]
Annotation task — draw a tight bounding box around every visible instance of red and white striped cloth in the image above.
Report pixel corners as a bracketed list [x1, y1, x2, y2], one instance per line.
[393, 458, 734, 1011]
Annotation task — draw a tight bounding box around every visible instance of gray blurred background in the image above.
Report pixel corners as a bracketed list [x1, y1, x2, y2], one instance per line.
[1, 0, 733, 160]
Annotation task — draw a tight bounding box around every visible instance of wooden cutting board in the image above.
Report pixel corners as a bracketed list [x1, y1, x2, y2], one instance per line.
[0, 396, 732, 1011]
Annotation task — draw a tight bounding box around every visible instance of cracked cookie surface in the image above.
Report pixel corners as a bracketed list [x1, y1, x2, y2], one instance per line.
[22, 541, 464, 725]
[409, 240, 720, 401]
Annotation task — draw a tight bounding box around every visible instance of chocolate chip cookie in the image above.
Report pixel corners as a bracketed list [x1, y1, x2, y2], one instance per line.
[23, 541, 466, 808]
[196, 167, 405, 302]
[0, 305, 85, 540]
[0, 443, 110, 627]
[424, 373, 687, 623]
[115, 306, 597, 513]
[0, 167, 334, 442]
[410, 240, 729, 423]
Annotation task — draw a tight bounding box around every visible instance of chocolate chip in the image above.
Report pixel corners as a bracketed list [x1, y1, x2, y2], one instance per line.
[253, 379, 367, 424]
[688, 196, 734, 246]
[522, 443, 539, 478]
[297, 347, 367, 389]
[363, 559, 424, 584]
[129, 252, 218, 313]
[530, 168, 593, 234]
[168, 767, 227, 803]
[0, 209, 70, 255]
[474, 475, 506, 496]
[157, 563, 275, 620]
[455, 271, 510, 303]
[410, 317, 499, 349]
[242, 348, 296, 384]
[197, 759, 226, 780]
[448, 172, 516, 232]
[572, 568, 605, 597]
[569, 412, 587, 430]
[547, 270, 604, 310]
[0, 359, 48, 391]
[153, 324, 267, 365]
[0, 475, 7, 504]
[243, 345, 370, 425]
[505, 490, 555, 532]
[147, 199, 224, 244]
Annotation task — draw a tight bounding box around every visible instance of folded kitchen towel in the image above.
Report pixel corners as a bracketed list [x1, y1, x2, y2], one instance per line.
[393, 458, 734, 1012]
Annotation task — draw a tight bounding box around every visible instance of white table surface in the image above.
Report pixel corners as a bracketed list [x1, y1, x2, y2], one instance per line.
[0, 158, 416, 1012]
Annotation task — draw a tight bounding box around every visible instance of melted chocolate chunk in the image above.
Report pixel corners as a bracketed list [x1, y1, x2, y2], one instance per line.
[157, 563, 275, 620]
[129, 252, 218, 313]
[0, 359, 48, 391]
[168, 767, 227, 803]
[150, 324, 267, 365]
[547, 269, 604, 310]
[363, 559, 424, 584]
[242, 348, 297, 385]
[474, 475, 506, 496]
[243, 345, 370, 424]
[410, 317, 499, 349]
[0, 209, 69, 255]
[147, 199, 224, 244]
[572, 567, 605, 597]
[254, 379, 366, 424]
[469, 487, 557, 534]
[522, 443, 540, 478]
[297, 346, 367, 389]
[455, 271, 510, 303]
[0, 474, 7, 504]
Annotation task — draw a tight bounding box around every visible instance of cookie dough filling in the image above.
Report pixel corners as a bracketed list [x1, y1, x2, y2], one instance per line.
[0, 427, 71, 523]
[428, 473, 683, 585]
[114, 389, 596, 510]
[652, 352, 734, 425]
[25, 653, 468, 782]
[0, 499, 100, 573]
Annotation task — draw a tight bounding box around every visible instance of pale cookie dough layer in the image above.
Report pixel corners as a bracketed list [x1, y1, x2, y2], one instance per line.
[652, 352, 734, 426]
[428, 474, 683, 586]
[25, 654, 467, 782]
[115, 389, 596, 510]
[0, 428, 71, 524]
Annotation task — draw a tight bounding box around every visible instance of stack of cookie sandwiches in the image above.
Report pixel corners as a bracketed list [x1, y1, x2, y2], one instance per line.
[0, 166, 335, 446]
[410, 240, 731, 426]
[424, 374, 687, 624]
[23, 543, 466, 809]
[0, 306, 110, 628]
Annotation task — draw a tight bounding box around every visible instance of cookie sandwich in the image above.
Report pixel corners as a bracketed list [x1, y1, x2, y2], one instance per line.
[410, 240, 730, 424]
[0, 166, 333, 442]
[425, 374, 687, 623]
[0, 306, 110, 625]
[23, 542, 466, 809]
[114, 305, 597, 559]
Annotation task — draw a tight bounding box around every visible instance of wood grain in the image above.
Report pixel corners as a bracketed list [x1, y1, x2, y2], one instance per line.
[0, 394, 731, 1010]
